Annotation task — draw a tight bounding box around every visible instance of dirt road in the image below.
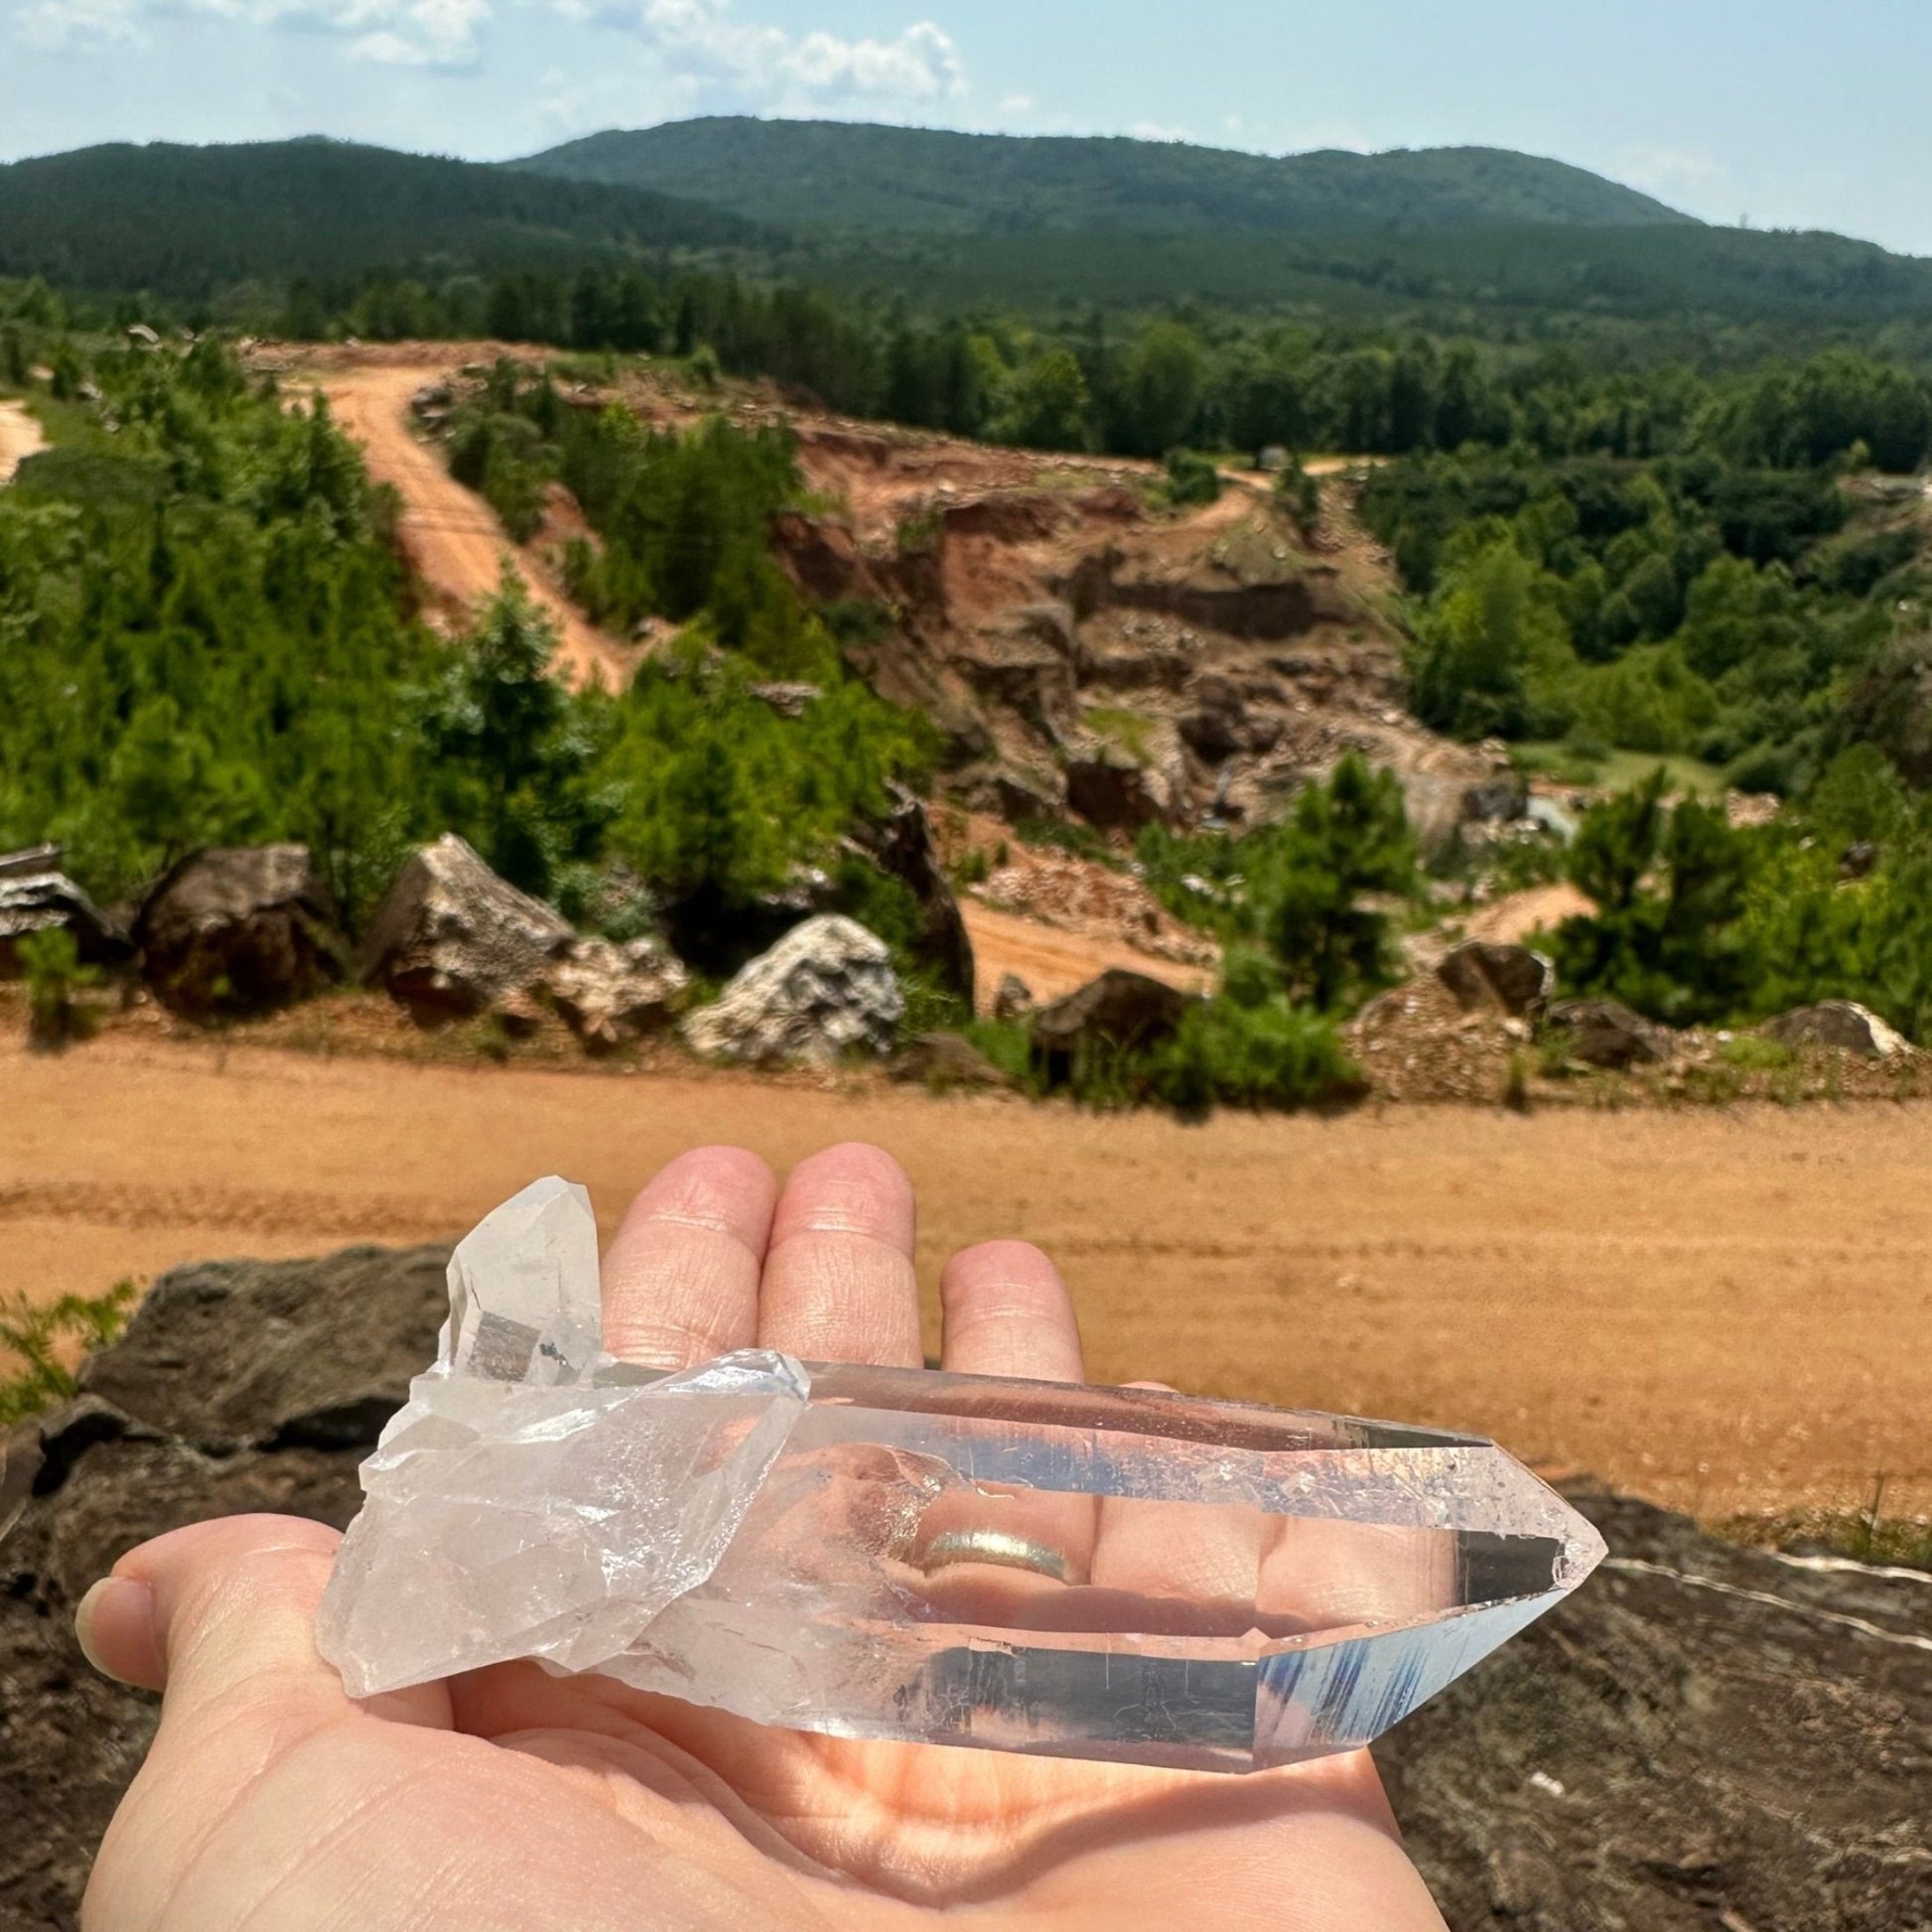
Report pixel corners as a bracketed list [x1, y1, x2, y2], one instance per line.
[308, 362, 632, 690]
[5, 1030, 1926, 1526]
[0, 400, 48, 485]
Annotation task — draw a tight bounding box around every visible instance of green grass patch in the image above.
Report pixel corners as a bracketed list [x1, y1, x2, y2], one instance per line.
[0, 1281, 136, 1427]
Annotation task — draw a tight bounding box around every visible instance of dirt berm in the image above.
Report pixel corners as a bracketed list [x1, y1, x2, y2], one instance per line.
[3, 1249, 1925, 1931]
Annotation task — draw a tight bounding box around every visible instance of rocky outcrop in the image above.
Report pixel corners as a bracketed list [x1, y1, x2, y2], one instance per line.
[1438, 942, 1555, 1019]
[360, 834, 573, 1019]
[1544, 998, 1675, 1070]
[992, 972, 1035, 1021]
[543, 937, 688, 1053]
[0, 850, 130, 975]
[1762, 1001, 1910, 1059]
[848, 785, 975, 1006]
[4, 1245, 1924, 1932]
[681, 914, 903, 1066]
[1030, 968, 1196, 1083]
[132, 845, 343, 1017]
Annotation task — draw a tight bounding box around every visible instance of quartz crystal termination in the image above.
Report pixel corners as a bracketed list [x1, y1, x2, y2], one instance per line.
[318, 1178, 1606, 1772]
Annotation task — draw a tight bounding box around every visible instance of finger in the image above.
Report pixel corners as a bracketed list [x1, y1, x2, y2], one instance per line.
[757, 1144, 922, 1365]
[601, 1147, 777, 1369]
[938, 1241, 1085, 1382]
[77, 1515, 449, 1733]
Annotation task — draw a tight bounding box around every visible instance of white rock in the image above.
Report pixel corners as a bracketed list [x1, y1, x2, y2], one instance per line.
[681, 914, 902, 1066]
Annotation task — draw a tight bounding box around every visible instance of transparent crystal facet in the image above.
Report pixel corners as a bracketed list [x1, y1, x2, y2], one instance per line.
[318, 1178, 1606, 1771]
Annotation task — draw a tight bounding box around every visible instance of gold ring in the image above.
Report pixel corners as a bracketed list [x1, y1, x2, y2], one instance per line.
[919, 1529, 1078, 1586]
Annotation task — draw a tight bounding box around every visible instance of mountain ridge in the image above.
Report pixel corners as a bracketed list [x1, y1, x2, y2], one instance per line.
[515, 115, 1699, 236]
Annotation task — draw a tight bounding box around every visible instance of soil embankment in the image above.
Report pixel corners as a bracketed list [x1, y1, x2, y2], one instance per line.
[3, 1028, 1926, 1526]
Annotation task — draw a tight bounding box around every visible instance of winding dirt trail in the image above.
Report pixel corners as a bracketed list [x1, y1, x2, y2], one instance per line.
[0, 400, 48, 485]
[4, 1027, 1928, 1527]
[306, 360, 633, 691]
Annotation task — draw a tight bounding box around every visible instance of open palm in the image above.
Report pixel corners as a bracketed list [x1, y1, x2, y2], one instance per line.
[79, 1144, 1446, 1931]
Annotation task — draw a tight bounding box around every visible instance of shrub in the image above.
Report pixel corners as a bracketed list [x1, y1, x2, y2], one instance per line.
[0, 1282, 135, 1426]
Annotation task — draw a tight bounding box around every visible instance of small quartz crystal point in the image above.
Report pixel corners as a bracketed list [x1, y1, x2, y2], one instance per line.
[318, 1179, 1606, 1772]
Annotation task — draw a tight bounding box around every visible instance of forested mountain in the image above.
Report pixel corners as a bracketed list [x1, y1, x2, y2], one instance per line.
[0, 140, 763, 299]
[518, 117, 1695, 237]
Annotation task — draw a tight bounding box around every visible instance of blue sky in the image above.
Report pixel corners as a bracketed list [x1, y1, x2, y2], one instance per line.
[4, 0, 1929, 253]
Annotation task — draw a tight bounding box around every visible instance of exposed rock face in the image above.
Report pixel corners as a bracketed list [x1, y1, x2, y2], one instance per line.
[3, 1246, 1924, 1932]
[681, 914, 903, 1066]
[1438, 942, 1556, 1019]
[132, 845, 342, 1017]
[1544, 998, 1675, 1069]
[0, 853, 130, 975]
[1762, 1001, 1910, 1060]
[360, 834, 573, 1019]
[543, 937, 688, 1053]
[848, 785, 975, 1005]
[1030, 968, 1195, 1083]
[1377, 1489, 1932, 1932]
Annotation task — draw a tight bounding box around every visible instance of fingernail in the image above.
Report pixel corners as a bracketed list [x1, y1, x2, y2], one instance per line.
[75, 1576, 157, 1686]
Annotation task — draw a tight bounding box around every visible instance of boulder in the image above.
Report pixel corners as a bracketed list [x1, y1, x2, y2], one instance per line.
[1544, 998, 1674, 1070]
[542, 937, 688, 1054]
[681, 914, 903, 1067]
[360, 834, 573, 1019]
[5, 1244, 1923, 1932]
[890, 1032, 1013, 1091]
[1438, 942, 1556, 1019]
[1030, 968, 1195, 1084]
[849, 785, 976, 1006]
[0, 854, 131, 974]
[1065, 750, 1165, 833]
[992, 972, 1035, 1021]
[1761, 1001, 1910, 1059]
[132, 844, 342, 1017]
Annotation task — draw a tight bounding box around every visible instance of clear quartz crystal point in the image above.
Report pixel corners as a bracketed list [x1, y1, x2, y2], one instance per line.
[319, 1179, 1606, 1772]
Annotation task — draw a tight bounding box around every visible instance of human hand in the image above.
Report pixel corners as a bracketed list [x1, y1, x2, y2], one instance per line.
[78, 1143, 1447, 1930]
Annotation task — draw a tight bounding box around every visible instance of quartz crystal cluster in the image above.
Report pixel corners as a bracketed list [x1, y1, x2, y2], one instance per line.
[318, 1178, 1605, 1771]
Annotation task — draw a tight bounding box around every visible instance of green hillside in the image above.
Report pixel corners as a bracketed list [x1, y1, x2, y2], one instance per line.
[517, 116, 1696, 236]
[0, 138, 763, 298]
[795, 218, 1932, 326]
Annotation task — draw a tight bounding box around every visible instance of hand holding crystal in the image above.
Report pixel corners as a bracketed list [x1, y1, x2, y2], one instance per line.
[76, 1144, 1452, 1930]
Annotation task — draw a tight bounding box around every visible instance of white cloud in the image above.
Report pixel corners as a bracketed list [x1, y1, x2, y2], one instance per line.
[9, 0, 488, 66]
[10, 0, 146, 48]
[575, 0, 965, 109]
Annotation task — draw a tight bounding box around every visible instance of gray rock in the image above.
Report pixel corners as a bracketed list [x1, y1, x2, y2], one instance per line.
[360, 834, 573, 1018]
[992, 972, 1035, 1021]
[1438, 942, 1556, 1018]
[0, 859, 130, 975]
[543, 936, 688, 1054]
[1544, 998, 1674, 1069]
[1031, 968, 1195, 1084]
[681, 914, 903, 1066]
[79, 1246, 452, 1451]
[1761, 1001, 1910, 1059]
[890, 1032, 1013, 1090]
[132, 844, 342, 1017]
[849, 785, 975, 1006]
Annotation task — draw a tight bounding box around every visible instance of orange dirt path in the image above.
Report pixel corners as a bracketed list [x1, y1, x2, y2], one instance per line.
[312, 361, 631, 690]
[0, 400, 49, 486]
[961, 903, 1214, 1013]
[4, 1031, 1927, 1525]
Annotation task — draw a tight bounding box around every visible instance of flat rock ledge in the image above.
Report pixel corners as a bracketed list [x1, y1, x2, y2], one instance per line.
[2, 1247, 1926, 1932]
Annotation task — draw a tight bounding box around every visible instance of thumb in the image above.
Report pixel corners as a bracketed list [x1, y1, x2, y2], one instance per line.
[76, 1514, 447, 1735]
